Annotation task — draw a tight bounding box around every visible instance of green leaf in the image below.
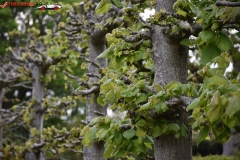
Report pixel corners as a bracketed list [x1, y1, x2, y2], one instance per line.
[80, 126, 90, 136]
[97, 94, 106, 106]
[199, 31, 216, 42]
[136, 127, 146, 137]
[120, 87, 139, 97]
[225, 96, 240, 118]
[209, 90, 221, 107]
[207, 104, 223, 124]
[206, 76, 228, 88]
[186, 98, 200, 111]
[115, 132, 123, 145]
[138, 102, 153, 111]
[95, 0, 111, 14]
[216, 32, 233, 51]
[101, 79, 114, 91]
[164, 81, 180, 90]
[97, 46, 114, 58]
[155, 102, 169, 113]
[88, 126, 97, 140]
[180, 38, 190, 46]
[201, 43, 221, 65]
[176, 8, 187, 17]
[82, 132, 90, 146]
[144, 142, 152, 150]
[180, 124, 187, 137]
[207, 92, 223, 117]
[99, 130, 109, 140]
[135, 93, 148, 104]
[169, 123, 180, 132]
[111, 0, 122, 8]
[197, 126, 210, 145]
[123, 128, 136, 140]
[103, 144, 118, 158]
[152, 125, 162, 138]
[222, 114, 237, 128]
[115, 147, 126, 157]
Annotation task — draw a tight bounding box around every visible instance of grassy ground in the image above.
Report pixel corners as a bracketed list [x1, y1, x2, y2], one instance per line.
[193, 155, 237, 160]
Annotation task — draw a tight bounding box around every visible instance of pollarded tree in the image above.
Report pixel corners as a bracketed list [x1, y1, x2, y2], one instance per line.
[65, 0, 240, 160]
[2, 8, 83, 159]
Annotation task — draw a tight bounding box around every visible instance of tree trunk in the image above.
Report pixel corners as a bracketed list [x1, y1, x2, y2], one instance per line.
[83, 37, 107, 160]
[0, 88, 5, 159]
[223, 60, 240, 156]
[25, 65, 45, 160]
[152, 0, 192, 159]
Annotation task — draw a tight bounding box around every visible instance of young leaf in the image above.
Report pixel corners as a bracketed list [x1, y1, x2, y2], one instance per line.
[95, 0, 111, 14]
[176, 8, 187, 17]
[97, 46, 114, 58]
[186, 98, 200, 111]
[82, 132, 91, 146]
[80, 125, 90, 136]
[136, 127, 146, 137]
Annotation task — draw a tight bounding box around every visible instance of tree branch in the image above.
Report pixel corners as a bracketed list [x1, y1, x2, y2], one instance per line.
[216, 1, 240, 7]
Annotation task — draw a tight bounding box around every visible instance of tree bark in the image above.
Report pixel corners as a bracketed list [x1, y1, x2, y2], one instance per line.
[83, 37, 107, 160]
[0, 88, 6, 159]
[25, 65, 45, 160]
[152, 0, 192, 159]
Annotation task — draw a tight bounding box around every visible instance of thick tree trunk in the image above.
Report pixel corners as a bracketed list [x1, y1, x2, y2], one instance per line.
[83, 37, 107, 160]
[25, 65, 45, 160]
[152, 0, 192, 159]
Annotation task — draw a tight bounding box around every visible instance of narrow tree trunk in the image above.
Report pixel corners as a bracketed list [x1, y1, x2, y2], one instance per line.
[25, 65, 45, 160]
[0, 88, 5, 159]
[152, 0, 192, 159]
[83, 37, 107, 160]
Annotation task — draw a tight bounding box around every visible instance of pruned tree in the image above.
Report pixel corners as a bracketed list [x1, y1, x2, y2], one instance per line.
[64, 0, 240, 160]
[2, 0, 240, 160]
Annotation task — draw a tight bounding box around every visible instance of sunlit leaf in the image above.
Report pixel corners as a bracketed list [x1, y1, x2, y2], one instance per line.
[95, 0, 111, 14]
[186, 98, 200, 111]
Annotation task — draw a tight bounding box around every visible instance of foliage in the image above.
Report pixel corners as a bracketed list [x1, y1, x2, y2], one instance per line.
[1, 0, 240, 159]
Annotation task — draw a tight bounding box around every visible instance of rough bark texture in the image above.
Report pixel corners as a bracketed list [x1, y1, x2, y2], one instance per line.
[83, 37, 107, 160]
[152, 0, 192, 159]
[25, 65, 45, 160]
